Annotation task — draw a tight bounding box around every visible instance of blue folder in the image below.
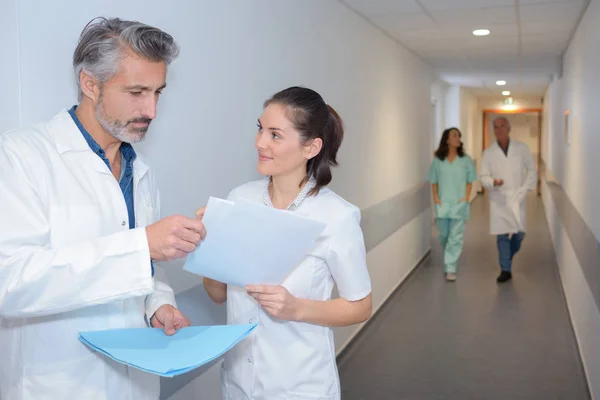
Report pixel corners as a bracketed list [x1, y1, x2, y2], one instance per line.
[79, 324, 257, 377]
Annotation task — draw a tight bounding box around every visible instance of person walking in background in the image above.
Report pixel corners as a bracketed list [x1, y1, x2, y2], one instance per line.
[427, 128, 477, 281]
[480, 116, 537, 283]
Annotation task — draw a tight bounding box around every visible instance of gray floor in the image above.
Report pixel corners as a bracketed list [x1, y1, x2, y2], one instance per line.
[338, 193, 590, 400]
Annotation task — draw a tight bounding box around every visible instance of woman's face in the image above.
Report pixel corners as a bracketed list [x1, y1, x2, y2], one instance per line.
[447, 129, 462, 149]
[255, 103, 321, 178]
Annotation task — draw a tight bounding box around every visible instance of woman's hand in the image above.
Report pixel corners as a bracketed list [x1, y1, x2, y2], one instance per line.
[434, 197, 442, 205]
[245, 285, 300, 321]
[459, 196, 469, 203]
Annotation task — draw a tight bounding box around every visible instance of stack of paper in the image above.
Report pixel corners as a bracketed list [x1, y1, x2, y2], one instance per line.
[183, 197, 326, 287]
[79, 324, 257, 377]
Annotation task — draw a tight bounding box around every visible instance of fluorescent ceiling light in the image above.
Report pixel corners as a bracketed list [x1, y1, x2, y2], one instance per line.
[473, 29, 490, 36]
[496, 80, 507, 86]
[502, 91, 511, 96]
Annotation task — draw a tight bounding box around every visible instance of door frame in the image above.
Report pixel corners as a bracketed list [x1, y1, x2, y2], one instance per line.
[482, 108, 543, 195]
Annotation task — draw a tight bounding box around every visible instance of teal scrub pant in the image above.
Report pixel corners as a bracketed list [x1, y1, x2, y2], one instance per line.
[436, 218, 466, 273]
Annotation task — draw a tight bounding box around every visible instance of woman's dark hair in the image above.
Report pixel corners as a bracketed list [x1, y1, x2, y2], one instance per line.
[434, 127, 465, 160]
[264, 86, 344, 194]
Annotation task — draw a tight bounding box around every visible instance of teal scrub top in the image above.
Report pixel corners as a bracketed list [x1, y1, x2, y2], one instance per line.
[427, 154, 477, 220]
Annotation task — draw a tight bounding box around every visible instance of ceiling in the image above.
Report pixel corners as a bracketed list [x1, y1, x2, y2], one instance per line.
[341, 0, 590, 98]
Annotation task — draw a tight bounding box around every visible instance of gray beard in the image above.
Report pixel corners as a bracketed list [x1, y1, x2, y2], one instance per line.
[94, 98, 149, 144]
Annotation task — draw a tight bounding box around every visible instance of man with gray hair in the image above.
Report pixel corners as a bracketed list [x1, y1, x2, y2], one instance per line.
[480, 116, 537, 283]
[0, 18, 205, 399]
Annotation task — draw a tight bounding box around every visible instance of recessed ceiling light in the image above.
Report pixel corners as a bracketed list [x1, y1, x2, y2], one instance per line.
[496, 80, 507, 86]
[473, 29, 490, 36]
[502, 91, 511, 96]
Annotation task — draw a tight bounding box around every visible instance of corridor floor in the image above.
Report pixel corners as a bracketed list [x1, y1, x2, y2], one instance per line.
[338, 194, 590, 400]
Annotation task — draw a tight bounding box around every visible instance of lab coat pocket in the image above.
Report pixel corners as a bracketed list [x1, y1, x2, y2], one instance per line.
[136, 202, 157, 227]
[508, 155, 525, 178]
[22, 354, 104, 400]
[220, 364, 250, 400]
[489, 190, 508, 207]
[49, 205, 102, 246]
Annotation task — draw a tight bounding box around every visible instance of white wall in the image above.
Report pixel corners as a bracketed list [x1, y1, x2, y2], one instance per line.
[541, 180, 599, 400]
[5, 1, 434, 398]
[431, 80, 449, 147]
[0, 0, 20, 134]
[459, 88, 483, 196]
[479, 96, 543, 111]
[543, 75, 566, 183]
[433, 84, 481, 160]
[444, 84, 461, 129]
[542, 0, 600, 397]
[459, 87, 476, 157]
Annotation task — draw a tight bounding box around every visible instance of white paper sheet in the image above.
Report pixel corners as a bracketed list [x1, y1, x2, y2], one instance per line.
[183, 197, 326, 287]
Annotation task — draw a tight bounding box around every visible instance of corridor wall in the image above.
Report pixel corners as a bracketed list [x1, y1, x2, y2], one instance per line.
[541, 0, 599, 397]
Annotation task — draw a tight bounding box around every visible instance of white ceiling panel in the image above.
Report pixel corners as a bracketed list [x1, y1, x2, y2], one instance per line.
[372, 13, 436, 32]
[519, 2, 584, 22]
[520, 46, 566, 55]
[520, 32, 570, 47]
[432, 7, 517, 27]
[420, 0, 514, 11]
[520, 42, 566, 54]
[340, 0, 590, 96]
[519, 20, 575, 34]
[518, 0, 586, 5]
[427, 58, 472, 69]
[343, 0, 422, 17]
[462, 35, 519, 48]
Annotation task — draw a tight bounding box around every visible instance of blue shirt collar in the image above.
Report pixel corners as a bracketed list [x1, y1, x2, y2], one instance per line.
[68, 105, 137, 163]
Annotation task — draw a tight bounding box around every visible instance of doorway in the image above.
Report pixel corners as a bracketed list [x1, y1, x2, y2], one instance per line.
[482, 108, 543, 195]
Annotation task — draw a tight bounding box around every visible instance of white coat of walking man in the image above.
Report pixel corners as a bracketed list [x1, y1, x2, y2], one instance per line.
[0, 17, 206, 399]
[480, 116, 537, 282]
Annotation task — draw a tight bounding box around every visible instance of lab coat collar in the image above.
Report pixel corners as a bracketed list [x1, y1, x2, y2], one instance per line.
[50, 109, 149, 179]
[51, 109, 95, 154]
[133, 155, 149, 180]
[263, 176, 317, 211]
[490, 139, 511, 155]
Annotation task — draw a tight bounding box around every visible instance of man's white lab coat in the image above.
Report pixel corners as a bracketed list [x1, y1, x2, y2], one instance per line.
[0, 110, 175, 399]
[480, 139, 537, 235]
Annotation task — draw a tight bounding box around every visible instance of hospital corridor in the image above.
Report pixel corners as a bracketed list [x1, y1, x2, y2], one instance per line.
[1, 0, 600, 399]
[338, 193, 590, 399]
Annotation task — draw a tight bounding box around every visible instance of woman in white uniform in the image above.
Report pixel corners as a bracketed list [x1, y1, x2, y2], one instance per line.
[200, 86, 373, 400]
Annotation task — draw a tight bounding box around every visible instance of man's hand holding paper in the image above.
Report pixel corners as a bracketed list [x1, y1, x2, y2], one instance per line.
[146, 215, 207, 261]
